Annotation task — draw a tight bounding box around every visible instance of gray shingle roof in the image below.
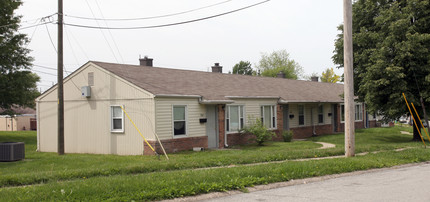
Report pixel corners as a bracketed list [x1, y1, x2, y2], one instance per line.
[92, 61, 344, 103]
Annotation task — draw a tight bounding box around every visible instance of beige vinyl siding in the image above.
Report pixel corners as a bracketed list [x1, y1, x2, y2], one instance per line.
[289, 103, 332, 128]
[227, 98, 278, 128]
[155, 97, 206, 140]
[37, 63, 156, 155]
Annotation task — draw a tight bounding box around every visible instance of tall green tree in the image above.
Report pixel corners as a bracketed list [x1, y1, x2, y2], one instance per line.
[321, 68, 340, 83]
[0, 0, 40, 113]
[232, 61, 254, 75]
[332, 0, 430, 140]
[257, 50, 303, 79]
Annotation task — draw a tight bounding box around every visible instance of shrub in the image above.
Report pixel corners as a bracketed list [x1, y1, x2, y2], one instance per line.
[282, 130, 293, 142]
[240, 118, 275, 146]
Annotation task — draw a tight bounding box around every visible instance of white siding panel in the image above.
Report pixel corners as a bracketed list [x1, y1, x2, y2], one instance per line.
[288, 103, 332, 128]
[227, 99, 278, 127]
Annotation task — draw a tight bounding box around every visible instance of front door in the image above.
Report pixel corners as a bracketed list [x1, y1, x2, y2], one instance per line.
[206, 105, 218, 148]
[283, 105, 289, 130]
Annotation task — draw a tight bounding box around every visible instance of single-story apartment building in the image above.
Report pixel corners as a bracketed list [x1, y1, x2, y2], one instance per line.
[0, 107, 37, 131]
[36, 58, 380, 155]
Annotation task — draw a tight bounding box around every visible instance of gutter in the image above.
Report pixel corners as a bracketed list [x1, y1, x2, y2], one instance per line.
[155, 94, 201, 98]
[199, 97, 234, 104]
[278, 100, 343, 104]
[226, 96, 280, 99]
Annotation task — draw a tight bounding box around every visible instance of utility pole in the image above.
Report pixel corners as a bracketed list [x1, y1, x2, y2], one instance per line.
[57, 0, 64, 155]
[344, 0, 355, 157]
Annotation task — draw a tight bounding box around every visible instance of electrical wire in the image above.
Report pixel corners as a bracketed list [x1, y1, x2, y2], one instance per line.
[65, 0, 232, 21]
[94, 0, 124, 63]
[34, 64, 56, 71]
[18, 21, 52, 30]
[84, 0, 119, 63]
[31, 69, 57, 76]
[64, 26, 90, 60]
[64, 0, 270, 30]
[1, 14, 55, 29]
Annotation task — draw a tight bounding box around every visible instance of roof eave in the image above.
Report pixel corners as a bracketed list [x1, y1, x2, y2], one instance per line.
[154, 94, 202, 98]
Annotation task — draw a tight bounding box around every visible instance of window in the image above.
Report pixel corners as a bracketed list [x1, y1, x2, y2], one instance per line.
[298, 105, 305, 126]
[173, 106, 186, 136]
[355, 104, 363, 121]
[341, 103, 363, 122]
[111, 106, 124, 132]
[261, 105, 276, 129]
[318, 105, 324, 124]
[226, 105, 244, 132]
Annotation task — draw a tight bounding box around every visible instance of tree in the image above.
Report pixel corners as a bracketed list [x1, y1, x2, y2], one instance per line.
[332, 0, 430, 140]
[232, 61, 254, 75]
[0, 0, 40, 114]
[321, 68, 340, 83]
[256, 50, 303, 79]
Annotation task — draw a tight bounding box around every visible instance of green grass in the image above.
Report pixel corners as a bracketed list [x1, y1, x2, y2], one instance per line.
[1, 126, 429, 201]
[2, 148, 429, 201]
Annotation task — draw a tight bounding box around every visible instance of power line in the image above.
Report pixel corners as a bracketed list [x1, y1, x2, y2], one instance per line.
[34, 64, 56, 71]
[84, 0, 119, 62]
[94, 0, 124, 63]
[1, 14, 55, 29]
[64, 0, 270, 30]
[18, 21, 52, 30]
[64, 0, 232, 21]
[64, 26, 90, 60]
[32, 69, 57, 76]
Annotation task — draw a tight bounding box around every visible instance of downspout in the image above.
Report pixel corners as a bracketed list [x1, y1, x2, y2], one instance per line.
[311, 106, 316, 136]
[37, 101, 40, 152]
[224, 105, 228, 148]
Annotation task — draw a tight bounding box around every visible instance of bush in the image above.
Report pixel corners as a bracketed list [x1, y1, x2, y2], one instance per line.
[282, 130, 293, 142]
[240, 118, 275, 146]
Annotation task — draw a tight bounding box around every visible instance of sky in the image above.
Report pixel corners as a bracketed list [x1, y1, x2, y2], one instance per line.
[16, 0, 345, 92]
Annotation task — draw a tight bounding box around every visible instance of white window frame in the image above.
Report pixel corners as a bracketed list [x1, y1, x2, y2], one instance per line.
[172, 105, 187, 137]
[298, 105, 305, 126]
[111, 105, 124, 133]
[340, 103, 363, 123]
[318, 105, 324, 124]
[355, 104, 363, 121]
[226, 105, 245, 133]
[261, 105, 277, 129]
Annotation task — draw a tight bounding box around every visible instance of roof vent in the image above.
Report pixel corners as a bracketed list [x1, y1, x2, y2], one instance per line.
[139, 56, 153, 67]
[277, 71, 286, 78]
[211, 63, 222, 73]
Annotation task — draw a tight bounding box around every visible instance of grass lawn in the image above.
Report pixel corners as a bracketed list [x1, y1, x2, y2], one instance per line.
[1, 126, 429, 201]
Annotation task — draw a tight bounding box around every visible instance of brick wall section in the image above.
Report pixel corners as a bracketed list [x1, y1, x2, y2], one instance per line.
[218, 104, 225, 148]
[290, 124, 333, 139]
[144, 136, 208, 155]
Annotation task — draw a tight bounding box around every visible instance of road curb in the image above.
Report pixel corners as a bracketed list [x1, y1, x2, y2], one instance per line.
[162, 161, 430, 202]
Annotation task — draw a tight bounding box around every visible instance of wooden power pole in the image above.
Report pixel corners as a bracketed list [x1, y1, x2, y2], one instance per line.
[344, 0, 355, 157]
[57, 0, 64, 155]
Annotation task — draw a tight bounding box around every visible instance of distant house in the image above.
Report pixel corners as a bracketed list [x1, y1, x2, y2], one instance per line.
[36, 58, 379, 155]
[0, 107, 37, 131]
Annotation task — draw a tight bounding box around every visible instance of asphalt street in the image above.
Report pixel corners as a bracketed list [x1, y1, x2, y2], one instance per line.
[204, 162, 430, 202]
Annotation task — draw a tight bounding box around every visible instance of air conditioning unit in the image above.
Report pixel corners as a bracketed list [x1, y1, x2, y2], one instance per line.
[81, 86, 91, 98]
[0, 142, 25, 161]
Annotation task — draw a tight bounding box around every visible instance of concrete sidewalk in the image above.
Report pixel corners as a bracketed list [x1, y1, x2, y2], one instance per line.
[203, 162, 430, 202]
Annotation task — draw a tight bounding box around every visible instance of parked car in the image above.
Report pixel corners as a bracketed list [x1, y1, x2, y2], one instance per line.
[399, 116, 408, 123]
